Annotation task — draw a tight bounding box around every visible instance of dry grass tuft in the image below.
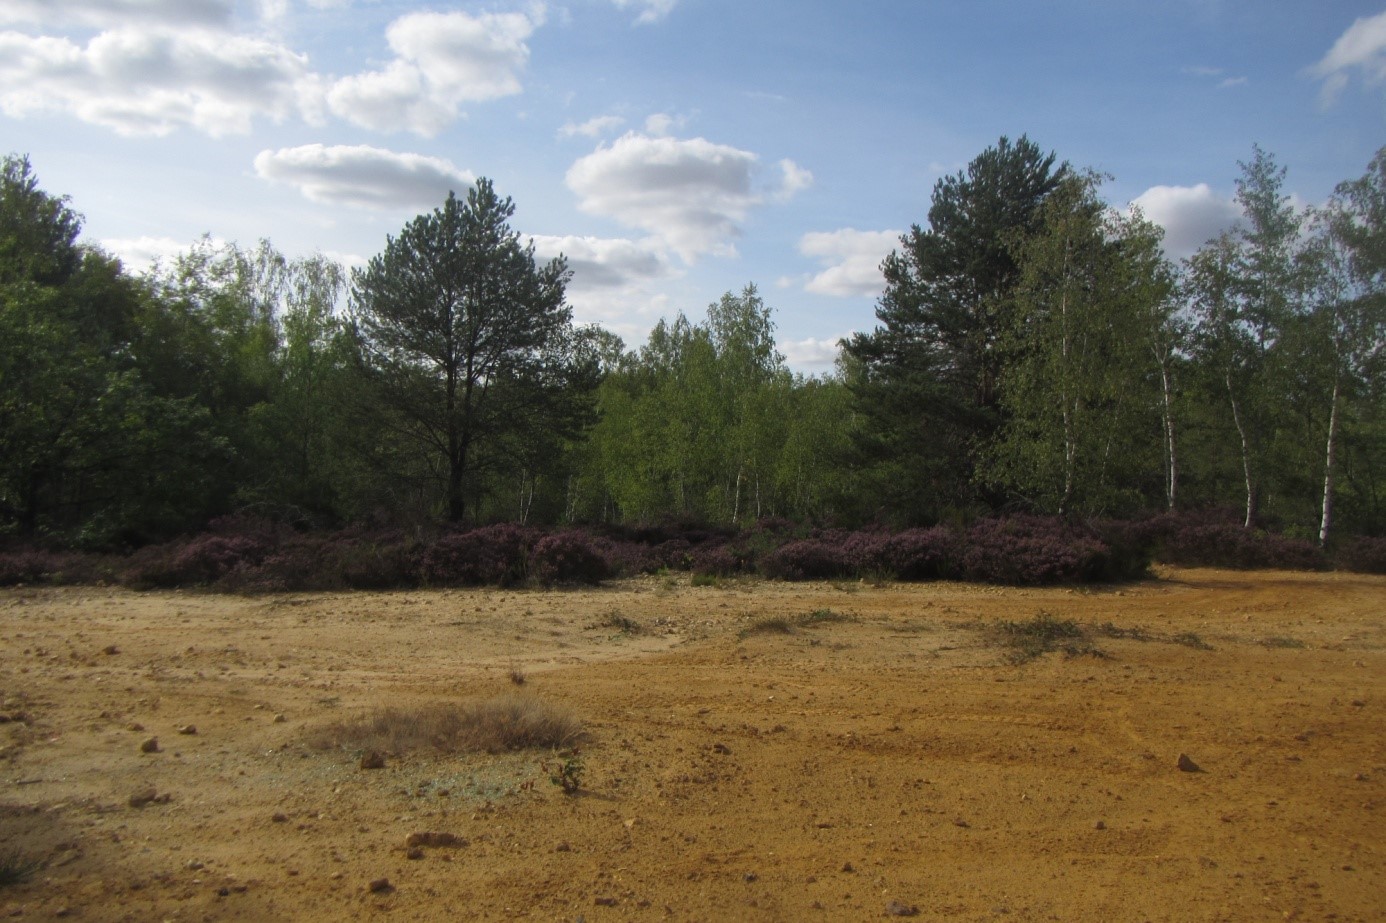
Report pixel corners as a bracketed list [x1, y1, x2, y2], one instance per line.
[312, 694, 585, 757]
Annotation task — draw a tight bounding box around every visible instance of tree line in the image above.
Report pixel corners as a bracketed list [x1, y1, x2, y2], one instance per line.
[1, 137, 1383, 551]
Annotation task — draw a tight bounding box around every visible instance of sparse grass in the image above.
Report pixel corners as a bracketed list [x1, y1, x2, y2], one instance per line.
[1171, 631, 1214, 650]
[990, 611, 1103, 663]
[1094, 622, 1151, 641]
[508, 667, 527, 686]
[592, 611, 641, 635]
[690, 573, 720, 588]
[1258, 636, 1306, 649]
[739, 616, 795, 638]
[0, 851, 42, 889]
[739, 609, 855, 639]
[798, 608, 852, 627]
[311, 694, 585, 757]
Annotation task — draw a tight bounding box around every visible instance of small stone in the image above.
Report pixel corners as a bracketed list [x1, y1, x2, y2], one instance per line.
[128, 788, 158, 808]
[360, 750, 385, 770]
[140, 737, 160, 753]
[103, 645, 119, 656]
[743, 872, 758, 882]
[840, 862, 854, 873]
[271, 812, 289, 823]
[952, 817, 970, 828]
[594, 897, 618, 907]
[555, 841, 572, 852]
[405, 832, 465, 849]
[273, 713, 287, 723]
[405, 847, 424, 860]
[368, 877, 393, 893]
[1351, 700, 1366, 707]
[885, 901, 920, 917]
[712, 742, 732, 755]
[177, 725, 197, 735]
[1095, 820, 1106, 830]
[1177, 753, 1202, 773]
[185, 860, 204, 871]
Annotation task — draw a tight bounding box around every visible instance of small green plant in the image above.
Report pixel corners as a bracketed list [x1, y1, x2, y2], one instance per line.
[595, 611, 641, 635]
[690, 573, 720, 588]
[798, 608, 851, 627]
[0, 851, 42, 889]
[543, 749, 584, 794]
[991, 611, 1101, 663]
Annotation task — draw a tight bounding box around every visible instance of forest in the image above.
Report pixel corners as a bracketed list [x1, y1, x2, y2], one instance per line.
[1, 137, 1384, 586]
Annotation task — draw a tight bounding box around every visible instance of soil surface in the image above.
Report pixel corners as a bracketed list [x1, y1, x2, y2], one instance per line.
[1, 567, 1382, 921]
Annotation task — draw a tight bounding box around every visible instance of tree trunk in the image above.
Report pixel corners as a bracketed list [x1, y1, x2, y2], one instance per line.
[1227, 374, 1256, 528]
[1319, 376, 1341, 547]
[1159, 356, 1178, 510]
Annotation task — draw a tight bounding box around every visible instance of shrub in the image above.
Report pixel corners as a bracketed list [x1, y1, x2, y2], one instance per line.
[688, 543, 742, 577]
[759, 538, 851, 581]
[120, 533, 273, 589]
[990, 611, 1100, 662]
[960, 517, 1113, 585]
[421, 524, 536, 586]
[532, 531, 611, 586]
[1154, 519, 1324, 570]
[327, 531, 422, 589]
[1336, 535, 1386, 575]
[0, 550, 92, 586]
[880, 527, 958, 580]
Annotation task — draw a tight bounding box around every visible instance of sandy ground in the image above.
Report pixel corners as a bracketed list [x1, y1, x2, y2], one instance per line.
[0, 567, 1382, 922]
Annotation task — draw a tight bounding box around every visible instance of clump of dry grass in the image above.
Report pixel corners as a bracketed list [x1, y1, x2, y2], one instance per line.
[312, 694, 585, 757]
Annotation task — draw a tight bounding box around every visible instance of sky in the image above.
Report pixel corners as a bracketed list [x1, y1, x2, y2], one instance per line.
[3, 0, 1384, 372]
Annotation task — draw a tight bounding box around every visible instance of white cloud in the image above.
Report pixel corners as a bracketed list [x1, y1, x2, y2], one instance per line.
[797, 228, 899, 297]
[776, 158, 814, 201]
[253, 144, 474, 209]
[643, 112, 685, 135]
[0, 28, 320, 136]
[530, 234, 678, 324]
[327, 8, 541, 135]
[100, 235, 210, 273]
[0, 0, 231, 29]
[612, 0, 678, 25]
[565, 131, 809, 262]
[559, 114, 625, 139]
[1311, 10, 1386, 103]
[780, 335, 846, 372]
[1129, 183, 1241, 259]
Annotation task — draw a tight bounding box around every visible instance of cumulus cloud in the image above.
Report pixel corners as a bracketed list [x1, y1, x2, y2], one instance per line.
[0, 27, 319, 136]
[779, 335, 846, 372]
[559, 114, 625, 139]
[796, 229, 899, 297]
[253, 144, 474, 209]
[0, 0, 231, 29]
[327, 8, 541, 135]
[566, 131, 810, 262]
[530, 234, 677, 323]
[99, 235, 210, 273]
[612, 0, 678, 25]
[1311, 10, 1386, 103]
[1129, 183, 1241, 259]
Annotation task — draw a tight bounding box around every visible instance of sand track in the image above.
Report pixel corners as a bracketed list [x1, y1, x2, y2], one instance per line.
[1, 568, 1382, 921]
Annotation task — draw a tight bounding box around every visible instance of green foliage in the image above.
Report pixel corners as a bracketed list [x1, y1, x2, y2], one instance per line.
[843, 135, 1067, 521]
[351, 179, 591, 524]
[543, 749, 584, 794]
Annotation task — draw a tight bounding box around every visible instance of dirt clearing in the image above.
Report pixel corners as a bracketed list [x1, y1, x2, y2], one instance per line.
[1, 567, 1382, 921]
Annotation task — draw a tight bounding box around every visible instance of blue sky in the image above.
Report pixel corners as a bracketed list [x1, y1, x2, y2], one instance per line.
[3, 0, 1383, 370]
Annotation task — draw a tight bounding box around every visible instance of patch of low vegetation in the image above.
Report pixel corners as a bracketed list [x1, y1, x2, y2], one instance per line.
[690, 572, 720, 588]
[798, 608, 852, 627]
[1094, 622, 1151, 641]
[739, 616, 795, 638]
[1258, 636, 1306, 649]
[311, 695, 584, 757]
[591, 611, 641, 635]
[1171, 631, 1214, 650]
[542, 749, 584, 794]
[990, 611, 1103, 663]
[0, 850, 42, 889]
